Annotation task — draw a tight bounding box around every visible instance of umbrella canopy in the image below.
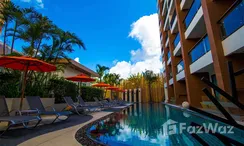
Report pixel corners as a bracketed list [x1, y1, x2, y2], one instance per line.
[92, 82, 110, 87]
[0, 56, 56, 110]
[0, 56, 56, 72]
[106, 86, 119, 91]
[65, 73, 95, 82]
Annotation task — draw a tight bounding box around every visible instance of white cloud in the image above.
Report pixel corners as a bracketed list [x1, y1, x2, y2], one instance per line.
[21, 0, 44, 8]
[110, 14, 162, 79]
[74, 57, 80, 63]
[112, 59, 118, 65]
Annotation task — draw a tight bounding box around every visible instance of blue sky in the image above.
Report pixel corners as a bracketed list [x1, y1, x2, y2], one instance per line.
[10, 0, 158, 74]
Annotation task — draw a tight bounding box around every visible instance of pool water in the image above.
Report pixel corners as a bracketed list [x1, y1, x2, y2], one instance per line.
[87, 104, 244, 146]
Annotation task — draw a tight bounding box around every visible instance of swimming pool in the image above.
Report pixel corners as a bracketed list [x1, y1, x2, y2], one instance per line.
[87, 104, 244, 146]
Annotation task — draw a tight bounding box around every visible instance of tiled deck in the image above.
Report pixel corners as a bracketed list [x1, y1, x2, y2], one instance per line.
[0, 107, 127, 146]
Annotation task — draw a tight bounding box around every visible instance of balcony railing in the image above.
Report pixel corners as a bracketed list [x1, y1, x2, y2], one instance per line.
[184, 0, 201, 29]
[165, 33, 168, 42]
[173, 33, 181, 48]
[219, 0, 244, 40]
[170, 10, 177, 27]
[177, 60, 184, 73]
[167, 51, 171, 59]
[189, 35, 211, 63]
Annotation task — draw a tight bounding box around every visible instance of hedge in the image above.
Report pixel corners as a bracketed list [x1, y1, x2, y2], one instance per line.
[0, 72, 21, 98]
[80, 86, 104, 102]
[0, 71, 103, 103]
[48, 78, 78, 103]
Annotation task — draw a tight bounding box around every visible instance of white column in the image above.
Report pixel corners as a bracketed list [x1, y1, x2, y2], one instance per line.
[129, 89, 132, 103]
[138, 88, 142, 103]
[133, 89, 137, 103]
[164, 87, 169, 103]
[125, 90, 128, 101]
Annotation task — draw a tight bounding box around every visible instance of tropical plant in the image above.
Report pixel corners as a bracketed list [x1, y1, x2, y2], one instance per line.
[0, 2, 86, 100]
[128, 73, 142, 88]
[96, 64, 109, 82]
[104, 73, 122, 86]
[0, 0, 16, 55]
[143, 70, 157, 102]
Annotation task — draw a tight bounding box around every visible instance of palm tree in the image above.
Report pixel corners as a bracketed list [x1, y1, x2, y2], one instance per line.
[143, 70, 157, 103]
[0, 0, 15, 55]
[96, 64, 109, 82]
[128, 73, 142, 88]
[103, 73, 121, 86]
[53, 30, 86, 63]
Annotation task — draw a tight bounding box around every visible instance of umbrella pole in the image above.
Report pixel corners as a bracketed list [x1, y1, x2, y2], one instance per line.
[20, 69, 28, 110]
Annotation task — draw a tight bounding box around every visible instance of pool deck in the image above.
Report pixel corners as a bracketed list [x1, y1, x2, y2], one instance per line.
[0, 106, 128, 146]
[19, 111, 112, 146]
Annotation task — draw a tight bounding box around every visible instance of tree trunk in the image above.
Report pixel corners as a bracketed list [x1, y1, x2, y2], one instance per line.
[11, 21, 18, 53]
[34, 39, 42, 57]
[3, 22, 8, 56]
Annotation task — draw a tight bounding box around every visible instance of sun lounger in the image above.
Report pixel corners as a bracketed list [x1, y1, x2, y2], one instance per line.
[0, 96, 41, 137]
[63, 97, 100, 115]
[93, 97, 112, 107]
[76, 96, 103, 109]
[26, 96, 71, 124]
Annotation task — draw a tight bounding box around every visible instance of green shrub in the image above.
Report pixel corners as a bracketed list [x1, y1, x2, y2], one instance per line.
[47, 78, 78, 103]
[0, 71, 21, 98]
[80, 86, 104, 102]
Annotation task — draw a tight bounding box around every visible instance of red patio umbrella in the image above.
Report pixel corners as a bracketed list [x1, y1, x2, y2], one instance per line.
[66, 73, 95, 95]
[92, 82, 110, 87]
[92, 82, 110, 98]
[106, 86, 119, 91]
[0, 56, 56, 110]
[65, 73, 95, 82]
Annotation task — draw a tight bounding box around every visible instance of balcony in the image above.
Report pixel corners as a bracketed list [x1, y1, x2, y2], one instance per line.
[220, 1, 244, 56]
[162, 0, 167, 16]
[162, 61, 166, 71]
[173, 33, 181, 56]
[169, 71, 174, 85]
[164, 11, 170, 31]
[161, 46, 164, 56]
[169, 78, 174, 85]
[160, 33, 163, 42]
[165, 37, 169, 47]
[168, 0, 175, 16]
[180, 0, 193, 10]
[167, 51, 171, 65]
[170, 11, 178, 33]
[189, 35, 213, 74]
[176, 60, 185, 81]
[164, 82, 167, 88]
[184, 0, 206, 39]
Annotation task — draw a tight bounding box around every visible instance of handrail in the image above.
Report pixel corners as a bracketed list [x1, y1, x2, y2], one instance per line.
[189, 106, 244, 130]
[201, 77, 244, 110]
[217, 0, 241, 23]
[173, 33, 180, 48]
[183, 0, 202, 28]
[177, 60, 184, 73]
[191, 122, 244, 145]
[188, 33, 207, 54]
[202, 88, 237, 124]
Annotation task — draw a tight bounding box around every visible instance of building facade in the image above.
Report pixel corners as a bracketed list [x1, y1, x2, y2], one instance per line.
[158, 0, 244, 107]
